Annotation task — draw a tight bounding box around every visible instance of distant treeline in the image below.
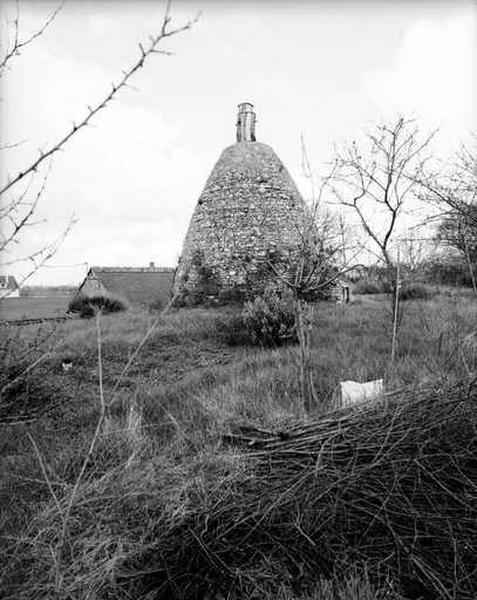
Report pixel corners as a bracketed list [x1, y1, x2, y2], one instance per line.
[359, 259, 476, 288]
[421, 261, 477, 287]
[21, 285, 76, 298]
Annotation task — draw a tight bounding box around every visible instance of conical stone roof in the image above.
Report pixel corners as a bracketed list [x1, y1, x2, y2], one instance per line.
[174, 104, 309, 304]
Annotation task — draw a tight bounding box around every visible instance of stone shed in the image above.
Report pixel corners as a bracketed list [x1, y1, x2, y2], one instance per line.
[174, 102, 309, 304]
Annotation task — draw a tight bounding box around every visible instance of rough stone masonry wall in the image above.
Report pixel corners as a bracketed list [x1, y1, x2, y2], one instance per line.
[174, 141, 309, 304]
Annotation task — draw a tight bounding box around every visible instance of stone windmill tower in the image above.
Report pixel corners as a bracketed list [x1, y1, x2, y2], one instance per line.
[174, 103, 310, 304]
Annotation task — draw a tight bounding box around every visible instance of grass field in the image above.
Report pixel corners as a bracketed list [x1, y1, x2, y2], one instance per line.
[0, 296, 71, 321]
[0, 292, 476, 599]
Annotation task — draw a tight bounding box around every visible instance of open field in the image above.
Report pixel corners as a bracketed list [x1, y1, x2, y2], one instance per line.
[0, 292, 476, 599]
[0, 296, 71, 322]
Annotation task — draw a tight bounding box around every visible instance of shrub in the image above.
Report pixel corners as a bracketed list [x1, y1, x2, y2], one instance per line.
[220, 287, 296, 347]
[149, 297, 164, 312]
[355, 278, 426, 297]
[68, 293, 128, 317]
[216, 285, 246, 305]
[422, 259, 477, 287]
[353, 279, 382, 295]
[399, 283, 432, 301]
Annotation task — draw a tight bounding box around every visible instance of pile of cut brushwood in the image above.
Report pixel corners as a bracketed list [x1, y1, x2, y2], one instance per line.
[122, 379, 477, 600]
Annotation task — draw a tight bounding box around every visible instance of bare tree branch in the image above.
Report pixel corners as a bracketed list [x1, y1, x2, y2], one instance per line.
[0, 1, 198, 293]
[0, 4, 199, 195]
[330, 116, 437, 336]
[263, 143, 365, 413]
[0, 160, 53, 254]
[332, 117, 436, 270]
[0, 0, 64, 75]
[0, 217, 75, 299]
[417, 139, 477, 296]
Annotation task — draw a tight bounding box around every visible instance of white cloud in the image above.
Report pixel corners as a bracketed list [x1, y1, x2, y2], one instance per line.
[363, 10, 476, 139]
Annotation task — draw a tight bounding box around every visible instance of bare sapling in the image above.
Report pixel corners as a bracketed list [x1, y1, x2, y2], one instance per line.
[331, 116, 436, 340]
[268, 138, 362, 414]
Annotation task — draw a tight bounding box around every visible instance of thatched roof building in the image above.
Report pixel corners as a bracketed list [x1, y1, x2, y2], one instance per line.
[76, 264, 174, 307]
[173, 103, 309, 304]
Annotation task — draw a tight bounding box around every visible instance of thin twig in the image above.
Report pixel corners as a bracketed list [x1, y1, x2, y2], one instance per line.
[0, 6, 198, 196]
[27, 433, 63, 518]
[0, 1, 65, 74]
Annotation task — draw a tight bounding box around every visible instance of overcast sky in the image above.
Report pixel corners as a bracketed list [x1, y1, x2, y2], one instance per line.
[1, 0, 476, 285]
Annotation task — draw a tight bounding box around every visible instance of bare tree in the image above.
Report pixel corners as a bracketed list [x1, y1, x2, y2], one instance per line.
[268, 140, 362, 414]
[418, 140, 477, 296]
[0, 0, 197, 297]
[330, 116, 436, 317]
[283, 205, 356, 414]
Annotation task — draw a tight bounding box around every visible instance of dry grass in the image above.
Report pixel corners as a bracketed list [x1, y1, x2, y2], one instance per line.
[137, 380, 475, 599]
[0, 292, 476, 599]
[0, 296, 71, 321]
